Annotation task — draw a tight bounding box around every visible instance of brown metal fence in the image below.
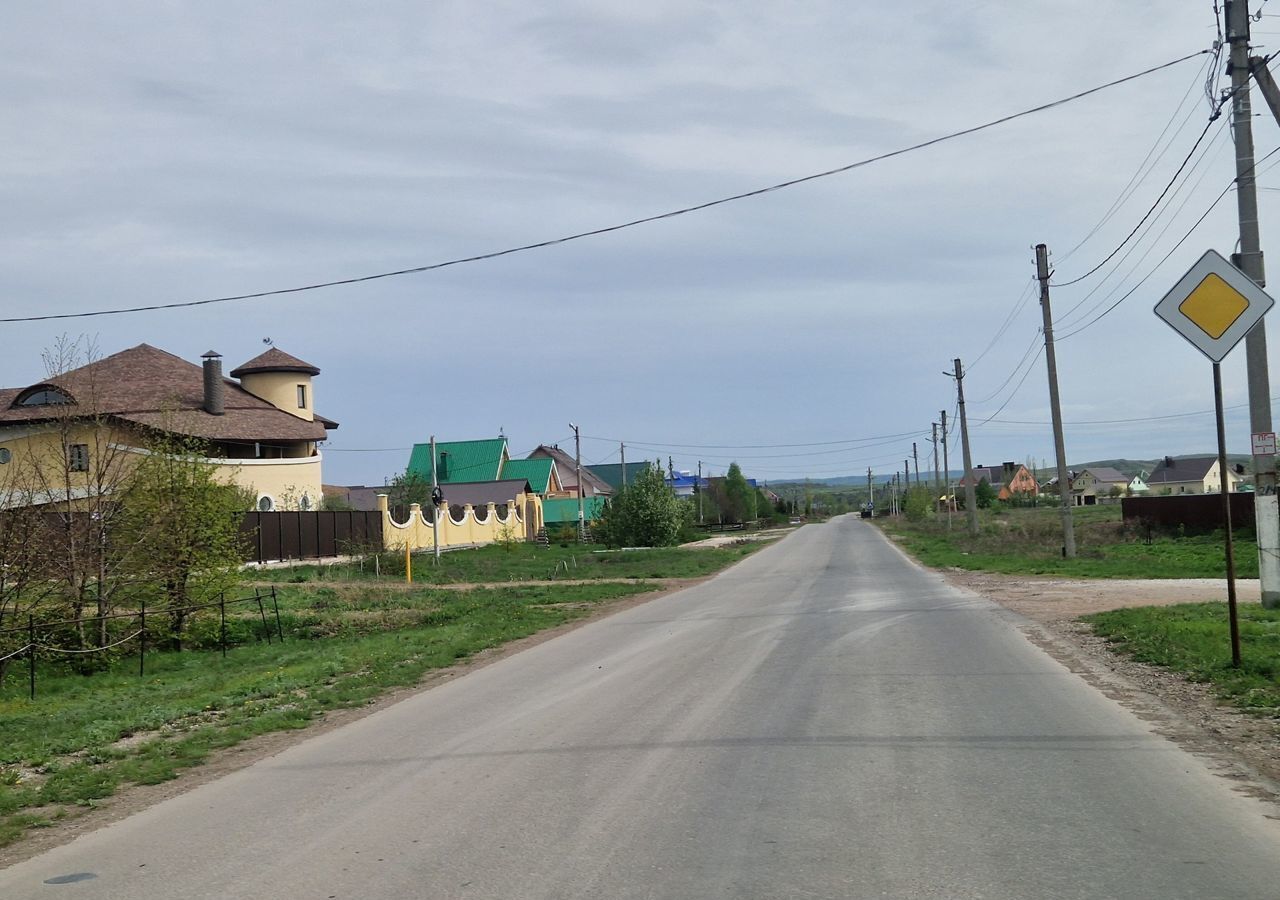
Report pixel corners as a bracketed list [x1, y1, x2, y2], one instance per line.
[1121, 493, 1257, 533]
[238, 511, 383, 563]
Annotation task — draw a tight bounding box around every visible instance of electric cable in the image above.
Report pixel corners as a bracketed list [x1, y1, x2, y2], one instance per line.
[0, 51, 1209, 325]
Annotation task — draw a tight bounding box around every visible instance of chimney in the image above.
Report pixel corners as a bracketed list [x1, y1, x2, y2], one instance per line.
[201, 351, 224, 415]
[1164, 456, 1174, 468]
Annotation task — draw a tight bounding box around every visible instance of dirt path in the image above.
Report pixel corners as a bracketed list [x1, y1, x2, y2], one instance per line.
[944, 569, 1280, 796]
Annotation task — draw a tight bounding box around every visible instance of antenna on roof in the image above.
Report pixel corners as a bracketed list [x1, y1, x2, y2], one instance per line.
[262, 337, 273, 345]
[499, 425, 505, 438]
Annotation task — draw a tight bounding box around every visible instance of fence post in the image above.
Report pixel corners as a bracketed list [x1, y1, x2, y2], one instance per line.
[220, 593, 227, 658]
[270, 586, 285, 643]
[28, 615, 35, 701]
[254, 589, 272, 644]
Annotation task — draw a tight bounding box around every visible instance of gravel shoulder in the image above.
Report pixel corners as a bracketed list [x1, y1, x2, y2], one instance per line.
[944, 569, 1280, 797]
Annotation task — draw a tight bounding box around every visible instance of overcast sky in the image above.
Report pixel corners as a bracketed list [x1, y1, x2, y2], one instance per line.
[3, 2, 1278, 485]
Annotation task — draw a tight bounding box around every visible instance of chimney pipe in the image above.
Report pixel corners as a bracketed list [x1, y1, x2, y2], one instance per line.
[201, 351, 224, 415]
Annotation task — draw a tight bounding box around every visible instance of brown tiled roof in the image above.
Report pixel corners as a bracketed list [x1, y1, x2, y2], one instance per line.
[528, 444, 614, 495]
[230, 347, 320, 378]
[0, 343, 334, 443]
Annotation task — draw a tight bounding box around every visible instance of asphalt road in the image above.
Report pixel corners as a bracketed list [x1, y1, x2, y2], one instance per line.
[5, 516, 1280, 899]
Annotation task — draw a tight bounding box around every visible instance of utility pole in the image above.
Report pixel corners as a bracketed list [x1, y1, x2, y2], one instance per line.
[931, 423, 941, 509]
[1226, 0, 1280, 607]
[429, 435, 441, 562]
[697, 460, 703, 524]
[620, 442, 626, 488]
[1036, 244, 1077, 558]
[941, 410, 953, 529]
[867, 467, 873, 512]
[912, 442, 920, 490]
[570, 422, 584, 542]
[952, 358, 979, 536]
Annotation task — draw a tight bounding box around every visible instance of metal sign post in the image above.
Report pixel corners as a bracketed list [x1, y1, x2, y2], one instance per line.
[1155, 249, 1276, 667]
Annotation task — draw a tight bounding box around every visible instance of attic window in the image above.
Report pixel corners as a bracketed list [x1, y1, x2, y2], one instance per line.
[15, 387, 72, 408]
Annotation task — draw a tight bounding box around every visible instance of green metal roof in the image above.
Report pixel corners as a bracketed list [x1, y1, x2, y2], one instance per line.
[586, 461, 654, 491]
[500, 457, 555, 495]
[542, 496, 606, 524]
[407, 438, 508, 484]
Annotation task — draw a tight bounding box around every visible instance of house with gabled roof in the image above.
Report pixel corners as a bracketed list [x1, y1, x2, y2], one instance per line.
[1146, 455, 1243, 495]
[406, 437, 565, 498]
[527, 444, 613, 497]
[957, 462, 1037, 501]
[1072, 467, 1130, 505]
[0, 343, 336, 511]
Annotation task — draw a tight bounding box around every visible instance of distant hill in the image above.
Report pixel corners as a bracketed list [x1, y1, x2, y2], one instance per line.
[771, 453, 1256, 488]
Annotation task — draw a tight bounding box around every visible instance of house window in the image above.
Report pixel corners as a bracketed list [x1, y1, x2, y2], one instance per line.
[0, 448, 9, 465]
[68, 443, 89, 473]
[299, 493, 313, 511]
[257, 495, 275, 512]
[16, 387, 72, 407]
[297, 384, 307, 409]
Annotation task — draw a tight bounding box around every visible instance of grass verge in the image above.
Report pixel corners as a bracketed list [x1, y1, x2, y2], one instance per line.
[0, 579, 670, 848]
[258, 540, 765, 584]
[878, 505, 1256, 579]
[1084, 602, 1280, 713]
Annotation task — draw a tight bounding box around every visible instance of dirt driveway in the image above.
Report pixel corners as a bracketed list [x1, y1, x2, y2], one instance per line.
[944, 569, 1280, 797]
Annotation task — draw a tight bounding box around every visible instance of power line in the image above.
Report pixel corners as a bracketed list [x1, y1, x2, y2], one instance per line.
[1049, 111, 1223, 287]
[0, 50, 1209, 325]
[1057, 54, 1214, 265]
[581, 430, 926, 450]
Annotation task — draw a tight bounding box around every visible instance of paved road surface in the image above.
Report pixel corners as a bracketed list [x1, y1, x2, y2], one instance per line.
[4, 517, 1279, 898]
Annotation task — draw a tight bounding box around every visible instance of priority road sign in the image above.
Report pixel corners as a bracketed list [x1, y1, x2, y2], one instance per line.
[1154, 249, 1275, 362]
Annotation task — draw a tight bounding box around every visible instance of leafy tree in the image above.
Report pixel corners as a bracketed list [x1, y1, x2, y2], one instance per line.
[724, 462, 752, 523]
[595, 463, 684, 547]
[387, 469, 433, 510]
[903, 487, 933, 522]
[974, 477, 997, 509]
[113, 433, 249, 649]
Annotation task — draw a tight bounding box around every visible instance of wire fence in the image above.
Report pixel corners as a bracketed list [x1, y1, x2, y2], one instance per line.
[0, 587, 284, 700]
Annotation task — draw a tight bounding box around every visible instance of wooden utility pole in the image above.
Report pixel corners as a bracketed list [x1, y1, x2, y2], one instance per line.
[953, 358, 978, 536]
[941, 410, 953, 529]
[1035, 243, 1077, 558]
[912, 442, 920, 490]
[1227, 0, 1280, 608]
[620, 442, 626, 488]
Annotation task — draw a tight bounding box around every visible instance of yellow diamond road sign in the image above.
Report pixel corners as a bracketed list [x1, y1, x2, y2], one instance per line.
[1155, 249, 1275, 362]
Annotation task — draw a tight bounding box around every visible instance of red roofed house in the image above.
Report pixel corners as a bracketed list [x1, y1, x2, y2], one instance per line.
[0, 343, 337, 512]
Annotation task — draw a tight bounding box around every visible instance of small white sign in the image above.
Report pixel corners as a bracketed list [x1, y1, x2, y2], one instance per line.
[1253, 432, 1277, 456]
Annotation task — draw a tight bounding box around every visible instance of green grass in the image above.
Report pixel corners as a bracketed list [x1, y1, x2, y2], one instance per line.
[257, 540, 765, 585]
[878, 505, 1257, 579]
[0, 580, 662, 847]
[1085, 602, 1280, 713]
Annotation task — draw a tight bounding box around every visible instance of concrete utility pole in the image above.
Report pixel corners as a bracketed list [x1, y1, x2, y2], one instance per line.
[867, 467, 873, 512]
[570, 422, 584, 541]
[429, 435, 441, 562]
[912, 442, 920, 490]
[931, 423, 941, 507]
[1226, 0, 1280, 607]
[620, 442, 626, 488]
[953, 358, 979, 536]
[697, 460, 703, 524]
[941, 410, 953, 529]
[1035, 244, 1077, 559]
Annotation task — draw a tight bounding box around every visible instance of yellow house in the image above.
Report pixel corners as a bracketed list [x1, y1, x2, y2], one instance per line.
[0, 344, 337, 510]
